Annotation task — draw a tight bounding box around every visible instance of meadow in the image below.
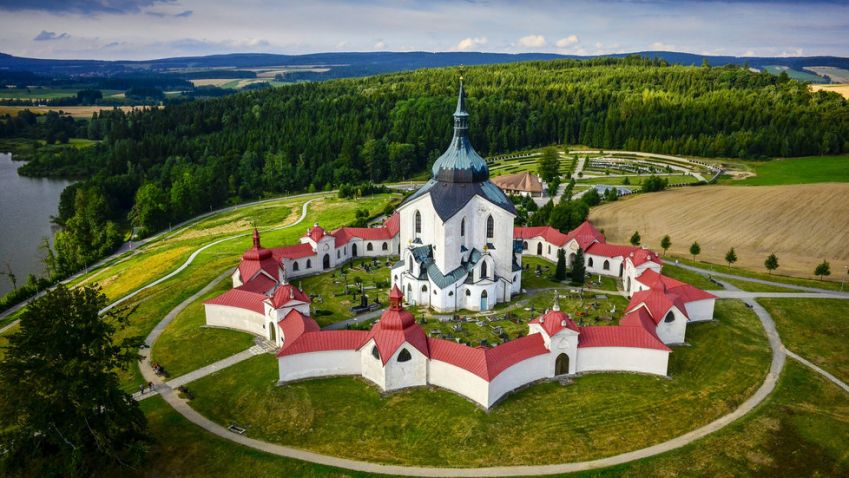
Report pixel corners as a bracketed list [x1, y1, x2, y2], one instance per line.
[729, 155, 849, 186]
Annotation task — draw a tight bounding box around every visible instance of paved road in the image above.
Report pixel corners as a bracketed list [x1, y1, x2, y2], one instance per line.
[711, 291, 849, 300]
[674, 262, 849, 296]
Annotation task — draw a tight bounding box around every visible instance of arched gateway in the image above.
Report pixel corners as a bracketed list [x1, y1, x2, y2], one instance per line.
[555, 353, 570, 375]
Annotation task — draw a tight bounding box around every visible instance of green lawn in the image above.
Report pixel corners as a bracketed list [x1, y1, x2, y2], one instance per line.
[582, 361, 849, 477]
[184, 299, 768, 467]
[298, 256, 397, 327]
[660, 263, 717, 290]
[732, 155, 849, 186]
[151, 275, 255, 378]
[762, 65, 827, 83]
[577, 174, 699, 186]
[668, 255, 845, 292]
[760, 298, 849, 383]
[720, 277, 797, 292]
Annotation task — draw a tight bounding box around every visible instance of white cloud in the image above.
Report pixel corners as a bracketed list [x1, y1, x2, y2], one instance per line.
[779, 47, 804, 57]
[374, 40, 386, 49]
[555, 35, 579, 48]
[742, 49, 756, 57]
[518, 34, 547, 48]
[455, 36, 487, 51]
[649, 41, 676, 51]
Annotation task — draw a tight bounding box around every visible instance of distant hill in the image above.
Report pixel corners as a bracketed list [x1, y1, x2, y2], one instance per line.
[1, 50, 848, 83]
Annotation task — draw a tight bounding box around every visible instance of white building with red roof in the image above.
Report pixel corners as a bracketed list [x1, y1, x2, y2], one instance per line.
[276, 288, 674, 408]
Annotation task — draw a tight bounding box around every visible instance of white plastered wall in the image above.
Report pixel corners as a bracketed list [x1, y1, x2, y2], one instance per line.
[204, 304, 266, 337]
[278, 350, 362, 382]
[576, 347, 669, 376]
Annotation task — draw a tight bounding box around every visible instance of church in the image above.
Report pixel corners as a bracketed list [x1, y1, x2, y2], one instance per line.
[202, 80, 717, 408]
[389, 79, 522, 312]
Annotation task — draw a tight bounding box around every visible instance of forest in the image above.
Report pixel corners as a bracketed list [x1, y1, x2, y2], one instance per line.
[2, 55, 848, 277]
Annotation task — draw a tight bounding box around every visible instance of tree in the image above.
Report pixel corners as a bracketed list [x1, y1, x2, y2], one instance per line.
[554, 248, 567, 281]
[660, 235, 671, 256]
[581, 188, 601, 206]
[690, 241, 701, 262]
[642, 175, 668, 192]
[538, 147, 560, 187]
[725, 247, 738, 268]
[629, 230, 641, 246]
[0, 285, 149, 476]
[570, 248, 586, 286]
[1, 261, 16, 291]
[764, 253, 779, 274]
[814, 260, 831, 280]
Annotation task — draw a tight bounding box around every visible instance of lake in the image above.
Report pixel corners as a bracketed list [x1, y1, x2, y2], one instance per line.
[0, 153, 72, 296]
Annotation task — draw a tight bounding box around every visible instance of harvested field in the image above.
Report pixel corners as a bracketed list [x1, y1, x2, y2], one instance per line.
[589, 184, 849, 279]
[810, 83, 849, 99]
[0, 105, 160, 118]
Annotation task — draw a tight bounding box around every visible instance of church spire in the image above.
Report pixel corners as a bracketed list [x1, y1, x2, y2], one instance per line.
[252, 227, 261, 249]
[429, 75, 489, 183]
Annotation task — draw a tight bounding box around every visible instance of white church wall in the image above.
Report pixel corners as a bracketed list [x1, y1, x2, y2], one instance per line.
[654, 306, 688, 344]
[427, 360, 490, 408]
[278, 350, 362, 382]
[586, 254, 625, 278]
[576, 347, 669, 376]
[384, 344, 429, 391]
[360, 340, 387, 390]
[231, 268, 243, 287]
[487, 354, 551, 407]
[204, 304, 266, 338]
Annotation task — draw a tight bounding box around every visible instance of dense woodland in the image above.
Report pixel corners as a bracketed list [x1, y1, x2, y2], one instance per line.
[3, 56, 849, 277]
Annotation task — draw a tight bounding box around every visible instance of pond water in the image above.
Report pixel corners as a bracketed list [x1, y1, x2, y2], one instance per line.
[0, 153, 72, 296]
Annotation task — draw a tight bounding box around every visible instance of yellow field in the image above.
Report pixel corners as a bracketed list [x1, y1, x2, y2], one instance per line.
[810, 83, 849, 99]
[0, 105, 160, 118]
[589, 184, 849, 279]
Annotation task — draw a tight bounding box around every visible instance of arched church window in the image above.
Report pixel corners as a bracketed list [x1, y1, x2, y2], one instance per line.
[460, 218, 465, 237]
[588, 257, 594, 267]
[414, 210, 421, 235]
[486, 215, 494, 239]
[293, 262, 299, 271]
[664, 311, 675, 323]
[408, 256, 413, 273]
[465, 289, 471, 296]
[421, 285, 428, 293]
[481, 261, 488, 279]
[449, 291, 454, 296]
[367, 243, 374, 251]
[306, 259, 311, 268]
[481, 290, 488, 298]
[398, 348, 412, 362]
[523, 241, 528, 250]
[603, 260, 610, 270]
[382, 242, 388, 251]
[371, 346, 380, 360]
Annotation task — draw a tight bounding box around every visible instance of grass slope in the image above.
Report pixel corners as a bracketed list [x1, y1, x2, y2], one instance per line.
[733, 155, 849, 186]
[760, 298, 849, 383]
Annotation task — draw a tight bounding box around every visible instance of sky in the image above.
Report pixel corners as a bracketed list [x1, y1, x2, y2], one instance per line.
[0, 0, 847, 60]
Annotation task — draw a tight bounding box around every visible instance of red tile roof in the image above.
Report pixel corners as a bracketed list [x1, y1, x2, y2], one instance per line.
[491, 171, 544, 193]
[363, 286, 428, 363]
[513, 226, 570, 246]
[627, 288, 689, 323]
[237, 274, 277, 295]
[307, 224, 327, 242]
[204, 288, 266, 315]
[269, 283, 311, 309]
[578, 325, 671, 351]
[331, 225, 396, 246]
[630, 248, 662, 267]
[277, 330, 369, 357]
[529, 308, 579, 337]
[271, 243, 314, 260]
[568, 220, 605, 250]
[428, 333, 548, 381]
[585, 242, 638, 259]
[384, 212, 400, 236]
[636, 269, 717, 302]
[277, 309, 320, 345]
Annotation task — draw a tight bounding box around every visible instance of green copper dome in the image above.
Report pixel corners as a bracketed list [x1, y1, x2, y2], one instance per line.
[430, 80, 490, 183]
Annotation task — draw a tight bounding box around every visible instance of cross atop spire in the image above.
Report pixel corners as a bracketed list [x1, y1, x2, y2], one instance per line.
[552, 290, 561, 312]
[454, 75, 469, 127]
[252, 227, 261, 249]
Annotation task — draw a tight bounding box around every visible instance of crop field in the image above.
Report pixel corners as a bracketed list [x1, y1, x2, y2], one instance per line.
[589, 184, 849, 279]
[0, 105, 160, 118]
[0, 87, 124, 100]
[810, 83, 849, 99]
